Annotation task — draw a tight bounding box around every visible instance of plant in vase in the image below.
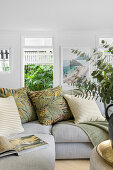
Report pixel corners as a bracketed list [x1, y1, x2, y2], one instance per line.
[71, 40, 113, 145]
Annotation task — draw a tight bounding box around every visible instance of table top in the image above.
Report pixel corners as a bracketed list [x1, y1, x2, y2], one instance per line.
[97, 140, 113, 167]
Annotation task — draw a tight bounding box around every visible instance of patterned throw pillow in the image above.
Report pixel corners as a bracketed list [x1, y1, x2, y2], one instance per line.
[38, 97, 72, 125]
[28, 86, 72, 125]
[0, 87, 37, 123]
[28, 86, 63, 111]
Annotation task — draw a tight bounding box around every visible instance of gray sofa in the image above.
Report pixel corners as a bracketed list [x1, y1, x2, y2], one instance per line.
[0, 120, 93, 170]
[0, 98, 104, 170]
[23, 120, 94, 159]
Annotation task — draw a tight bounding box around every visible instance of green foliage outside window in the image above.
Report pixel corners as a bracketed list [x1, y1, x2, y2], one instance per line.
[24, 65, 53, 91]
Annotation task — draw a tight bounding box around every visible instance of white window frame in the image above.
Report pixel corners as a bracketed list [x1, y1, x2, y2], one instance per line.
[95, 33, 113, 48]
[95, 34, 113, 66]
[20, 32, 55, 87]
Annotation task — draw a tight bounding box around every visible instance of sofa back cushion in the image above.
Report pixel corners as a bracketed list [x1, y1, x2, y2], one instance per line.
[38, 97, 72, 125]
[28, 86, 63, 111]
[64, 94, 105, 124]
[28, 86, 72, 125]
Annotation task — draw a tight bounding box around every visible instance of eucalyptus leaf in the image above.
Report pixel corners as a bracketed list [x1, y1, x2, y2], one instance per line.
[71, 40, 113, 104]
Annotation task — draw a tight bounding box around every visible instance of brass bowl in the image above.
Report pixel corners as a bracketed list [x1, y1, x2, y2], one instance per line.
[97, 140, 113, 166]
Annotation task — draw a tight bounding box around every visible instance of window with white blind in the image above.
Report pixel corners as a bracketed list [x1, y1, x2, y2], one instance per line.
[23, 38, 54, 91]
[0, 49, 10, 72]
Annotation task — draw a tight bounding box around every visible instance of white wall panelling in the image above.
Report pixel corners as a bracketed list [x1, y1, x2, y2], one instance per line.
[0, 31, 21, 89]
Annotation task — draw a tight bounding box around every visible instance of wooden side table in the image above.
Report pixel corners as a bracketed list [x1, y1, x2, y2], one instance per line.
[90, 147, 113, 170]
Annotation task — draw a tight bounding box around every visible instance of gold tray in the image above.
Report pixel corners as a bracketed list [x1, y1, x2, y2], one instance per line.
[97, 140, 113, 167]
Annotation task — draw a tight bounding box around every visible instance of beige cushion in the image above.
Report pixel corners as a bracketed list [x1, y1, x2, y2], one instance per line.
[64, 94, 105, 124]
[0, 96, 24, 136]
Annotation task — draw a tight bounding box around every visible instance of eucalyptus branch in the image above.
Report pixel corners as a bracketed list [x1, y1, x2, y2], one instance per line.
[71, 40, 113, 104]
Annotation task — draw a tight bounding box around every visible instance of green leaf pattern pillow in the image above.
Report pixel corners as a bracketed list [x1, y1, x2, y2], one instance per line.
[28, 86, 72, 125]
[28, 86, 63, 111]
[39, 97, 72, 125]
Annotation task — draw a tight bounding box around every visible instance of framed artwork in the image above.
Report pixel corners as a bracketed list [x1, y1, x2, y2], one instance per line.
[61, 46, 90, 90]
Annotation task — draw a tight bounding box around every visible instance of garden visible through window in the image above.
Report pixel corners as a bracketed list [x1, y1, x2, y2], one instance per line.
[24, 38, 53, 91]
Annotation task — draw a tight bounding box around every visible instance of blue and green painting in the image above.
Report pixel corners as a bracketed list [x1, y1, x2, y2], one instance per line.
[63, 52, 89, 85]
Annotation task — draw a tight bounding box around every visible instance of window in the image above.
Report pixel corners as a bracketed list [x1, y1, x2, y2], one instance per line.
[23, 38, 54, 91]
[99, 38, 113, 46]
[99, 38, 113, 65]
[0, 49, 10, 72]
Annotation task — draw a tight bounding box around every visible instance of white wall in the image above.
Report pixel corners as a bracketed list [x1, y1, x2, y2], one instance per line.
[0, 0, 113, 31]
[0, 30, 113, 89]
[0, 0, 113, 88]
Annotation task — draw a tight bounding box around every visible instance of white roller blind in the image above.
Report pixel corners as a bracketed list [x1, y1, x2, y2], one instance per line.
[24, 38, 52, 47]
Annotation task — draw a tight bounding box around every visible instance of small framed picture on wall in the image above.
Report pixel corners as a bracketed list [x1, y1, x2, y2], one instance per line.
[61, 46, 90, 91]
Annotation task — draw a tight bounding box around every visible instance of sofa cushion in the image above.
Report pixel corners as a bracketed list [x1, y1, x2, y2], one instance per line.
[28, 86, 72, 125]
[52, 121, 90, 142]
[0, 96, 24, 137]
[28, 86, 63, 112]
[64, 90, 105, 115]
[0, 87, 37, 123]
[64, 94, 105, 124]
[22, 121, 52, 134]
[38, 97, 72, 125]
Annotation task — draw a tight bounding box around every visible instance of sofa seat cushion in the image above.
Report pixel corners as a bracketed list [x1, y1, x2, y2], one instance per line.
[22, 121, 52, 134]
[0, 134, 55, 170]
[52, 121, 90, 143]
